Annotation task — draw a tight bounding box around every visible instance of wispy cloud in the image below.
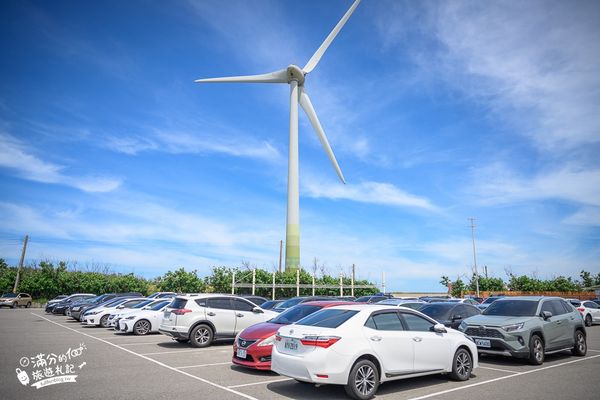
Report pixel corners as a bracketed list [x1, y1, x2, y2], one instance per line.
[302, 175, 439, 211]
[0, 133, 121, 193]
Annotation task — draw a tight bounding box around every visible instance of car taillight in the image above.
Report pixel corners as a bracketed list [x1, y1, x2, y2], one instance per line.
[275, 335, 282, 341]
[577, 308, 585, 312]
[300, 336, 341, 348]
[172, 309, 193, 315]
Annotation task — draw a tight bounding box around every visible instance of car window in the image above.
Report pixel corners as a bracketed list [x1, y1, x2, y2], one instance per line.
[207, 298, 234, 310]
[232, 298, 255, 312]
[560, 300, 574, 313]
[454, 305, 468, 318]
[464, 305, 480, 317]
[401, 313, 435, 331]
[296, 309, 358, 328]
[584, 301, 598, 309]
[368, 312, 404, 331]
[541, 300, 565, 316]
[170, 298, 188, 309]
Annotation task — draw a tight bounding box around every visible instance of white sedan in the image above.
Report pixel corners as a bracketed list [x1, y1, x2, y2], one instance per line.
[272, 304, 477, 400]
[82, 298, 147, 327]
[118, 300, 172, 335]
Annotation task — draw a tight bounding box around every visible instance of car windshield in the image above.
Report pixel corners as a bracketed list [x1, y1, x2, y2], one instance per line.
[377, 299, 405, 305]
[483, 300, 538, 316]
[131, 300, 153, 309]
[447, 299, 461, 303]
[270, 305, 322, 324]
[419, 304, 453, 320]
[2, 293, 17, 298]
[483, 297, 500, 304]
[569, 300, 581, 306]
[355, 296, 373, 302]
[275, 297, 304, 309]
[296, 309, 359, 328]
[400, 302, 426, 310]
[104, 298, 129, 307]
[150, 301, 170, 311]
[260, 300, 281, 310]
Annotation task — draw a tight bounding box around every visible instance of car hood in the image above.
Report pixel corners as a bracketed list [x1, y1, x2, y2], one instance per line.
[239, 322, 284, 340]
[0, 297, 16, 301]
[464, 315, 533, 327]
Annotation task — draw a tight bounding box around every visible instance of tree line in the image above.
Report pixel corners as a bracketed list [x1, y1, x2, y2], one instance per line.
[0, 259, 378, 300]
[440, 270, 600, 298]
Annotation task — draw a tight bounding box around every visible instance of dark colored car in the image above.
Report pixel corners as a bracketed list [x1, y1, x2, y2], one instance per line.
[50, 294, 96, 314]
[75, 293, 143, 321]
[354, 295, 389, 303]
[272, 296, 333, 313]
[242, 296, 269, 306]
[478, 296, 504, 311]
[419, 302, 481, 329]
[259, 300, 284, 310]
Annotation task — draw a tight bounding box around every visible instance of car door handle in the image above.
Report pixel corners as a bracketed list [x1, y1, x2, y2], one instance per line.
[370, 336, 382, 342]
[207, 312, 216, 316]
[413, 337, 423, 342]
[236, 313, 244, 318]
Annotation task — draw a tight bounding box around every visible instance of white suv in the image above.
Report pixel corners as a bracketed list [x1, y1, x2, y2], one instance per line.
[159, 294, 277, 347]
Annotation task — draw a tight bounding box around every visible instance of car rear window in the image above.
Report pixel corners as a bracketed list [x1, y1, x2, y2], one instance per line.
[170, 298, 188, 309]
[296, 309, 358, 328]
[483, 300, 538, 316]
[270, 305, 322, 324]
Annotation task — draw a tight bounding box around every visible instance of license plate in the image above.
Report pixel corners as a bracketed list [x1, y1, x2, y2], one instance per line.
[237, 349, 247, 359]
[476, 339, 491, 348]
[284, 339, 298, 351]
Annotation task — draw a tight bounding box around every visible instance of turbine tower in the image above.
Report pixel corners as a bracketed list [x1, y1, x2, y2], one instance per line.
[196, 0, 361, 271]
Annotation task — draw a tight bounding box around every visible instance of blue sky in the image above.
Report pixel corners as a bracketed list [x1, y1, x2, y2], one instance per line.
[1, 0, 599, 292]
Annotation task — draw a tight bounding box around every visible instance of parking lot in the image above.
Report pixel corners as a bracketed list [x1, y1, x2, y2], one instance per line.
[1, 308, 599, 399]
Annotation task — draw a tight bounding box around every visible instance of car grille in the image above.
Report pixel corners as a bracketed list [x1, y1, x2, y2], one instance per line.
[237, 338, 258, 348]
[465, 327, 504, 338]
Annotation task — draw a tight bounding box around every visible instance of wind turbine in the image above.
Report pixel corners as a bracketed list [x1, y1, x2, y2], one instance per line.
[195, 0, 361, 271]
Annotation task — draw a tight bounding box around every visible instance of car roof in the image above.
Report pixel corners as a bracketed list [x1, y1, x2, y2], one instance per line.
[327, 304, 402, 312]
[174, 293, 250, 300]
[302, 300, 356, 307]
[494, 296, 554, 301]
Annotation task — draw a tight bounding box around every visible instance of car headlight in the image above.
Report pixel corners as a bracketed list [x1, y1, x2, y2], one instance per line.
[125, 316, 136, 320]
[458, 321, 468, 332]
[257, 334, 276, 347]
[501, 322, 524, 332]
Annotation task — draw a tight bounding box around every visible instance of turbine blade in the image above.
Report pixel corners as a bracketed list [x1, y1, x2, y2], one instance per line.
[303, 0, 361, 74]
[195, 68, 287, 84]
[299, 88, 346, 184]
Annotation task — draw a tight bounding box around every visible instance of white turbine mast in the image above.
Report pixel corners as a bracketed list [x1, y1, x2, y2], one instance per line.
[195, 0, 361, 271]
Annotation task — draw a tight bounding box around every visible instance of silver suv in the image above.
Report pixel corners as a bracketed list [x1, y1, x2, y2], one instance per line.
[159, 294, 277, 347]
[459, 296, 587, 365]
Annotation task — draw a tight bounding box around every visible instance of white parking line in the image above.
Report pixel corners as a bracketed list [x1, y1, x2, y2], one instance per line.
[477, 366, 519, 374]
[140, 349, 230, 356]
[177, 362, 232, 369]
[227, 378, 293, 389]
[407, 354, 600, 400]
[118, 342, 166, 346]
[31, 313, 258, 400]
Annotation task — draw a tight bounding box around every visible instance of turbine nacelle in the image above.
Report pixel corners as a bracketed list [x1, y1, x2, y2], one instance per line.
[287, 65, 306, 86]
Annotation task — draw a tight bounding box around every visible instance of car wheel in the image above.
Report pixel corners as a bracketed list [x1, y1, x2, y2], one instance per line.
[26, 302, 32, 308]
[190, 324, 213, 348]
[344, 359, 379, 400]
[133, 320, 151, 335]
[571, 330, 587, 356]
[528, 335, 544, 365]
[175, 338, 189, 344]
[99, 315, 110, 328]
[585, 314, 592, 327]
[449, 348, 472, 381]
[11, 302, 16, 309]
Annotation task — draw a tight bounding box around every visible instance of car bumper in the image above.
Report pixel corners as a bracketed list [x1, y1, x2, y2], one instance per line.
[232, 344, 273, 370]
[118, 320, 135, 333]
[465, 327, 530, 358]
[83, 316, 101, 326]
[271, 346, 351, 385]
[159, 326, 189, 339]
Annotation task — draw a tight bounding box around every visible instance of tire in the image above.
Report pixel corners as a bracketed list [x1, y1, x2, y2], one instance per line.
[585, 314, 592, 327]
[99, 315, 110, 328]
[449, 348, 473, 381]
[26, 302, 32, 308]
[133, 319, 151, 336]
[175, 338, 189, 344]
[571, 330, 587, 356]
[190, 324, 213, 348]
[528, 334, 544, 365]
[11, 302, 16, 309]
[344, 359, 379, 400]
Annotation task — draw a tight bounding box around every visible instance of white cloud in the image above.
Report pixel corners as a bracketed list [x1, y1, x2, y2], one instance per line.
[0, 133, 121, 193]
[564, 207, 600, 226]
[302, 175, 438, 211]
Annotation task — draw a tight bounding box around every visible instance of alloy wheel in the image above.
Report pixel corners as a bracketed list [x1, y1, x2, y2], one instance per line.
[456, 351, 472, 378]
[577, 332, 586, 353]
[134, 320, 150, 335]
[533, 338, 543, 363]
[355, 364, 375, 396]
[195, 328, 211, 344]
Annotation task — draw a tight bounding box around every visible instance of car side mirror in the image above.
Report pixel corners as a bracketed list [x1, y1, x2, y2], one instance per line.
[252, 307, 263, 314]
[542, 311, 552, 320]
[452, 314, 463, 321]
[432, 323, 447, 333]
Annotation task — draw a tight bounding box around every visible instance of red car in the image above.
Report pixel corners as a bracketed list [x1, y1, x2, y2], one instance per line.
[232, 301, 353, 370]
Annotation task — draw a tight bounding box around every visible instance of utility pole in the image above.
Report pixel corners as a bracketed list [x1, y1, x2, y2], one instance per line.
[278, 240, 283, 273]
[468, 218, 480, 297]
[13, 235, 29, 293]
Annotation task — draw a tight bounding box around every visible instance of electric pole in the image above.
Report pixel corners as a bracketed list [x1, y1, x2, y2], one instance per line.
[13, 235, 29, 293]
[468, 218, 479, 297]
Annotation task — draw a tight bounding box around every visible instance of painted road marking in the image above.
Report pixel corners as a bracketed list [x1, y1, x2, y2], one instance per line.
[477, 366, 519, 374]
[177, 362, 233, 369]
[407, 354, 600, 400]
[32, 313, 258, 400]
